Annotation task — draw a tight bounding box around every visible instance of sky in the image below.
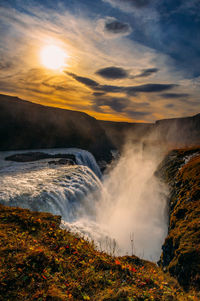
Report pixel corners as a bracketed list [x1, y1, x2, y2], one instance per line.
[0, 0, 200, 122]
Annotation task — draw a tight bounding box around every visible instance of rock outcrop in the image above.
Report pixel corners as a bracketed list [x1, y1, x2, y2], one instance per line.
[5, 152, 77, 164]
[157, 147, 200, 291]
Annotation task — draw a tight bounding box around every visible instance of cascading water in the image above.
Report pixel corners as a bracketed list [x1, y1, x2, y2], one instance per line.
[0, 148, 102, 220]
[0, 145, 169, 261]
[96, 144, 169, 261]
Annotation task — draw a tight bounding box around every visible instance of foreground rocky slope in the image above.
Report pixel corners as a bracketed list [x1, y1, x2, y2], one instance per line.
[0, 94, 113, 162]
[0, 204, 197, 301]
[157, 147, 200, 291]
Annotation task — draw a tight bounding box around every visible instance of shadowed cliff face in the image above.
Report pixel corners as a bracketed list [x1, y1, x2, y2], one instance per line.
[157, 147, 200, 291]
[0, 94, 113, 162]
[153, 115, 200, 146]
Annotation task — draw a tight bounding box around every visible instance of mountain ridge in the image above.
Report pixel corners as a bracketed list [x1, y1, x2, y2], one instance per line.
[0, 93, 199, 154]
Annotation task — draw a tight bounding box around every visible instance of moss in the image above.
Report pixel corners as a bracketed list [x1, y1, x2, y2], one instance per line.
[0, 205, 197, 300]
[159, 148, 200, 292]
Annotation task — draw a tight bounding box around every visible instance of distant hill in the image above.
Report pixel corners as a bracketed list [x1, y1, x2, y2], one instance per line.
[0, 94, 113, 162]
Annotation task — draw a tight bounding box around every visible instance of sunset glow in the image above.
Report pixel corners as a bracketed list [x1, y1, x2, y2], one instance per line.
[40, 45, 67, 70]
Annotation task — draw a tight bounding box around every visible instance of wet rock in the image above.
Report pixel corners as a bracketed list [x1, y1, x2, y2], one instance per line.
[5, 152, 77, 164]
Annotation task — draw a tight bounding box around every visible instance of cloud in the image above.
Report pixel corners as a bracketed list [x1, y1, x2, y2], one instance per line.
[96, 66, 158, 80]
[67, 72, 99, 88]
[96, 17, 132, 38]
[132, 68, 159, 78]
[126, 83, 176, 95]
[105, 19, 132, 34]
[0, 61, 13, 70]
[104, 0, 151, 10]
[94, 96, 130, 112]
[160, 93, 189, 99]
[0, 2, 198, 122]
[68, 72, 177, 96]
[66, 72, 122, 92]
[165, 104, 174, 108]
[92, 94, 151, 120]
[96, 66, 129, 79]
[92, 92, 106, 97]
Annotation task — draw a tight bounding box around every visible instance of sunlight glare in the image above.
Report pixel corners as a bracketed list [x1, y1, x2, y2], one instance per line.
[40, 45, 68, 70]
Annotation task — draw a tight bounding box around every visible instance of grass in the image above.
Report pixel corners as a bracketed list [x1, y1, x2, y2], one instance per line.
[0, 204, 198, 301]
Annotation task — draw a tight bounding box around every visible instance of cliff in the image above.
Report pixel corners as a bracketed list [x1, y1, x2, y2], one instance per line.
[99, 114, 200, 150]
[0, 94, 113, 162]
[154, 114, 200, 146]
[157, 147, 200, 291]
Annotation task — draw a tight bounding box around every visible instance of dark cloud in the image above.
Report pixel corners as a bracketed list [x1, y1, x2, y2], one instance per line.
[67, 72, 176, 96]
[66, 72, 122, 92]
[126, 83, 176, 95]
[94, 96, 130, 112]
[105, 19, 132, 34]
[165, 104, 174, 108]
[67, 72, 99, 88]
[93, 94, 151, 119]
[92, 92, 106, 97]
[98, 84, 123, 93]
[160, 93, 189, 99]
[97, 17, 132, 37]
[132, 68, 159, 78]
[96, 66, 129, 79]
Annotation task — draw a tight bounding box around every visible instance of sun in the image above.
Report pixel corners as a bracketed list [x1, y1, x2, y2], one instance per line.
[40, 45, 68, 70]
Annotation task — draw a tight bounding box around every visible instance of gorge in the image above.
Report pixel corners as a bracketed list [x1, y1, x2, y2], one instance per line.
[0, 94, 199, 299]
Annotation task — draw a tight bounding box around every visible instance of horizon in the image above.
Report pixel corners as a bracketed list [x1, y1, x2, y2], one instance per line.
[2, 92, 200, 125]
[0, 0, 200, 122]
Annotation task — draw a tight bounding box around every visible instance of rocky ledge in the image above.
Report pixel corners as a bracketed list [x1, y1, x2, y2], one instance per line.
[5, 152, 77, 165]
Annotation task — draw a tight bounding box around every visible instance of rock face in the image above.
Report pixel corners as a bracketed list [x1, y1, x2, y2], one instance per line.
[0, 94, 113, 162]
[153, 114, 200, 146]
[157, 147, 200, 291]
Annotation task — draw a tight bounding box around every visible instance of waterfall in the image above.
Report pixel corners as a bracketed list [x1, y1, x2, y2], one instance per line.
[0, 148, 102, 220]
[0, 146, 169, 261]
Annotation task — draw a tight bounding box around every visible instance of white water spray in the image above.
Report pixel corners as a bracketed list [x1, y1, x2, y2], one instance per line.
[96, 144, 169, 261]
[0, 146, 169, 261]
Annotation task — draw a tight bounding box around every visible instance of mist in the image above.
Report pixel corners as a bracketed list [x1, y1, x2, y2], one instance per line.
[95, 142, 169, 261]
